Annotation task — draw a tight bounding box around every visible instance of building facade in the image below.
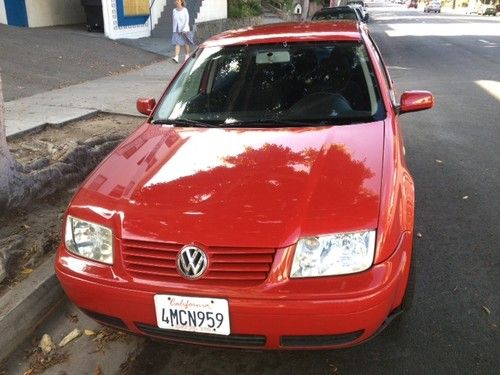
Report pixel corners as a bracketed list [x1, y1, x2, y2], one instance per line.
[0, 0, 227, 40]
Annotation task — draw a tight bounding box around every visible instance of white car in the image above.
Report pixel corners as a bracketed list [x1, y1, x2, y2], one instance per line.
[347, 1, 369, 21]
[424, 1, 441, 13]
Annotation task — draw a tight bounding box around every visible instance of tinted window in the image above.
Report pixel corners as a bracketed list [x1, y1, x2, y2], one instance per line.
[154, 42, 385, 126]
[312, 10, 358, 21]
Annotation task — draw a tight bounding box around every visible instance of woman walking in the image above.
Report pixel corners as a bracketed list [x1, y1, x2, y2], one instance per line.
[172, 0, 191, 63]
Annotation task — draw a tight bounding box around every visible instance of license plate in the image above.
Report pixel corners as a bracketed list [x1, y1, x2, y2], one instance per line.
[154, 294, 230, 335]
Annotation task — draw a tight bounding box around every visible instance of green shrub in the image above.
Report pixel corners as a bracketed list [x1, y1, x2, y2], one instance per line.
[267, 0, 293, 11]
[228, 0, 262, 18]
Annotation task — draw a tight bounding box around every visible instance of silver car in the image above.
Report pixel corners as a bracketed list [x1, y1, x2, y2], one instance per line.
[424, 1, 442, 13]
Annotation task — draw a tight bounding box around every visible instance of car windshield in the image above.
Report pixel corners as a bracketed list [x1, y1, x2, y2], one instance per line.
[153, 42, 385, 127]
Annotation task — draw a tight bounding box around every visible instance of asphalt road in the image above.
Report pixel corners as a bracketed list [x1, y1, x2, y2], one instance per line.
[0, 24, 163, 101]
[5, 5, 499, 375]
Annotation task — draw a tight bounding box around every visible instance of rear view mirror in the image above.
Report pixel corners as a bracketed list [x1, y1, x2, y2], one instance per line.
[136, 98, 156, 116]
[399, 91, 434, 114]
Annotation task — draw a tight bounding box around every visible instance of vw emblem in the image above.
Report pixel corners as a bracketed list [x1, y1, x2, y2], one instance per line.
[177, 245, 208, 279]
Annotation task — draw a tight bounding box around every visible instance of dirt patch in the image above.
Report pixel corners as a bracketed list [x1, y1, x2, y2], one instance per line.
[0, 114, 144, 294]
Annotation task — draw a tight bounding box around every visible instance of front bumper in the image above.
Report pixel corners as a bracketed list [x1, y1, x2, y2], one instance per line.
[55, 233, 412, 349]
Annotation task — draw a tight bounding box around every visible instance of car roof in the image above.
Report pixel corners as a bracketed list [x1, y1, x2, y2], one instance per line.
[202, 21, 362, 48]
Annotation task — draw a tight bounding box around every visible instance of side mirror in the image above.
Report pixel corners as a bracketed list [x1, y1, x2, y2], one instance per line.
[399, 91, 434, 114]
[136, 98, 156, 116]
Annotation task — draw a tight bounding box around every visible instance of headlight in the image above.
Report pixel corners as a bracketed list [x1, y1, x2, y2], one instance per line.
[290, 230, 376, 278]
[64, 216, 113, 264]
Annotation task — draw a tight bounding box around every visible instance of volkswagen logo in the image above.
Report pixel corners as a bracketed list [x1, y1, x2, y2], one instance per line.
[177, 245, 208, 279]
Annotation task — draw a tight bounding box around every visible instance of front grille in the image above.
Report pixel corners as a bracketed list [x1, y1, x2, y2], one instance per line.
[135, 323, 266, 347]
[280, 330, 364, 347]
[121, 239, 276, 286]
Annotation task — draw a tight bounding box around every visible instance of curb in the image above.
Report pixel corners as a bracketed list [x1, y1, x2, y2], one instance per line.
[0, 255, 64, 363]
[6, 109, 99, 141]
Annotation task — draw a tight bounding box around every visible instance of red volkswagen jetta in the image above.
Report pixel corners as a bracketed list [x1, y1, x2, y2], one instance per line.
[56, 21, 434, 349]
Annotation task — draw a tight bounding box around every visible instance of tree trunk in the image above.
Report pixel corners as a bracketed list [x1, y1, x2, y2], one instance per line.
[0, 69, 20, 211]
[0, 70, 123, 212]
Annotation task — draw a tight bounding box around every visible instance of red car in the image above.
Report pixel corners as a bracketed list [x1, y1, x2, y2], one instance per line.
[55, 21, 434, 349]
[408, 0, 418, 8]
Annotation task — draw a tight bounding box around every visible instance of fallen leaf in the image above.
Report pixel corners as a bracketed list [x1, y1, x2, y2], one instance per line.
[39, 334, 56, 355]
[21, 268, 34, 274]
[482, 305, 491, 315]
[59, 328, 82, 347]
[66, 313, 79, 323]
[435, 159, 443, 164]
[22, 224, 31, 229]
[84, 329, 96, 336]
[462, 195, 469, 200]
[119, 352, 137, 373]
[329, 364, 338, 373]
[94, 366, 103, 375]
[27, 350, 68, 373]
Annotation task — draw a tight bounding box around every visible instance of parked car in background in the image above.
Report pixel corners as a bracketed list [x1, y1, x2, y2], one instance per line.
[347, 1, 370, 21]
[424, 1, 441, 13]
[407, 0, 418, 8]
[56, 21, 434, 350]
[478, 4, 497, 15]
[347, 0, 366, 11]
[312, 6, 363, 22]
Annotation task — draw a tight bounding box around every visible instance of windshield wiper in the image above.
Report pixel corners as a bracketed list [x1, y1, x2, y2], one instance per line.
[226, 119, 311, 127]
[151, 118, 213, 128]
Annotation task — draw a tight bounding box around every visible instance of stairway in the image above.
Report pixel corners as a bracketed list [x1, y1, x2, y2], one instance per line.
[261, 1, 286, 23]
[152, 0, 203, 39]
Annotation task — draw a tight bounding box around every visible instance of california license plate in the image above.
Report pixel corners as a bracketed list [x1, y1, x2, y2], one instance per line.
[154, 294, 230, 335]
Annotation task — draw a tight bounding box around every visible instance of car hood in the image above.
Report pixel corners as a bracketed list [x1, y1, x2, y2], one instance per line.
[72, 122, 384, 248]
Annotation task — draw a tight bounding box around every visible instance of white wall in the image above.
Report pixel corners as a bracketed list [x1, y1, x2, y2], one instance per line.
[0, 0, 8, 25]
[25, 0, 85, 27]
[196, 0, 227, 23]
[103, 0, 151, 40]
[151, 0, 168, 29]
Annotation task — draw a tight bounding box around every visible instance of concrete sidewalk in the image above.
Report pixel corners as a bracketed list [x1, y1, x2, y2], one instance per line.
[5, 59, 180, 138]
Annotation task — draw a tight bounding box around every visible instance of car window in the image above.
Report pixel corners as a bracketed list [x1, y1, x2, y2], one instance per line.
[312, 11, 358, 21]
[154, 42, 386, 126]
